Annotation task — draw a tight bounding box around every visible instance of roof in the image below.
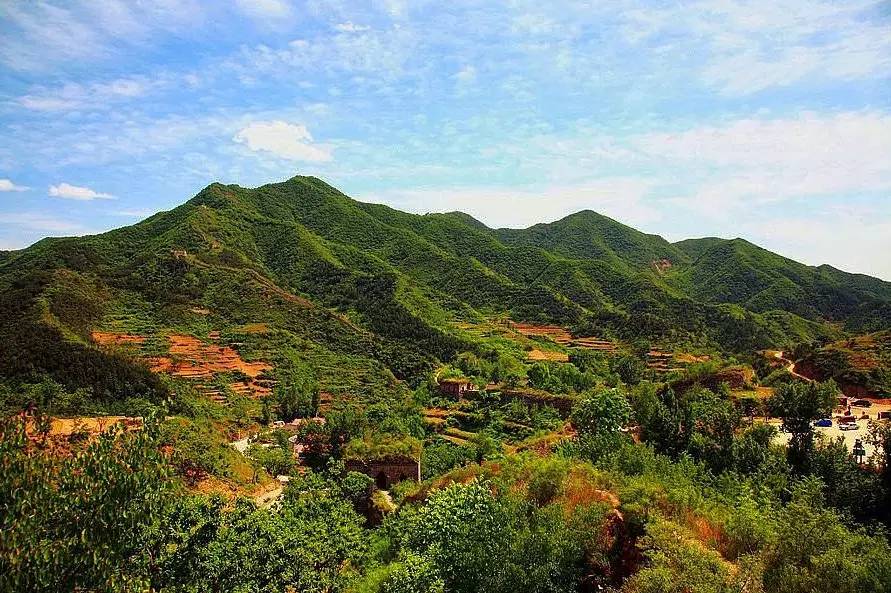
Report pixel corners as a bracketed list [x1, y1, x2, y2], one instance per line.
[439, 377, 472, 385]
[343, 435, 422, 461]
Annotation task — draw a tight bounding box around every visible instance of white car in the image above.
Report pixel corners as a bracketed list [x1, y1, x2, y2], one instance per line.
[839, 422, 858, 431]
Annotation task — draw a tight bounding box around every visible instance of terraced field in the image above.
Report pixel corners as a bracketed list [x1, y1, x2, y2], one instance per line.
[92, 331, 275, 404]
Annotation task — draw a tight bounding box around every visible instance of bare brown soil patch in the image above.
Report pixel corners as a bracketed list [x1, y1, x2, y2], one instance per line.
[675, 353, 710, 364]
[571, 337, 619, 351]
[510, 323, 573, 345]
[41, 416, 143, 438]
[527, 349, 570, 362]
[147, 335, 273, 399]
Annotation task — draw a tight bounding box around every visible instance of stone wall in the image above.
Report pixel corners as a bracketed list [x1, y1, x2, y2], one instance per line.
[345, 457, 421, 489]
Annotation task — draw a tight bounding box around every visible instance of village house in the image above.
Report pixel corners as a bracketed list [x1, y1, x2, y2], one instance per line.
[438, 377, 473, 399]
[345, 457, 421, 490]
[343, 436, 422, 490]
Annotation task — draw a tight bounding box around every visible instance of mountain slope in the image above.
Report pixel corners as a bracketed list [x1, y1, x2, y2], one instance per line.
[670, 237, 891, 328]
[0, 175, 888, 406]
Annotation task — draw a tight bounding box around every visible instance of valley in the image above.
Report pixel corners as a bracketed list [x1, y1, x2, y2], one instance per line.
[2, 176, 890, 593]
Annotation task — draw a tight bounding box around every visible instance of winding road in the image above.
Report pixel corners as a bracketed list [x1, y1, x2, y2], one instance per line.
[773, 351, 813, 383]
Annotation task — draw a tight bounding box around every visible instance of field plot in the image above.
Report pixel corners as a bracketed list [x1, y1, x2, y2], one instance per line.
[571, 337, 620, 352]
[91, 331, 145, 348]
[527, 349, 570, 362]
[92, 331, 274, 402]
[510, 322, 573, 345]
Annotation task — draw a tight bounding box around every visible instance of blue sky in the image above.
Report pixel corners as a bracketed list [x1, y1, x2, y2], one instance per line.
[1, 0, 889, 278]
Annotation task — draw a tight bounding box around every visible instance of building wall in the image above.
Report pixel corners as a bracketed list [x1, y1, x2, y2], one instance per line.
[345, 457, 421, 489]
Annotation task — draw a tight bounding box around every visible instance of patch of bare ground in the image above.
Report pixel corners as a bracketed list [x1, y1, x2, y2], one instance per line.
[93, 331, 275, 402]
[527, 349, 570, 362]
[149, 335, 274, 399]
[510, 322, 573, 345]
[571, 337, 620, 352]
[91, 331, 145, 348]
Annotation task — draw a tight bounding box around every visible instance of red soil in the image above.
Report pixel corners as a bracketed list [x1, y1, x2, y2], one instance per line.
[94, 331, 273, 400]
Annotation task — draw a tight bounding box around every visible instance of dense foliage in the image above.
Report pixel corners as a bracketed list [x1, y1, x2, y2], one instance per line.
[0, 176, 888, 412]
[2, 175, 891, 592]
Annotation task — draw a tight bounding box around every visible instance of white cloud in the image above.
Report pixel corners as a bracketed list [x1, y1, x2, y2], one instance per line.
[741, 208, 891, 280]
[454, 65, 477, 85]
[0, 0, 205, 71]
[0, 212, 87, 233]
[366, 178, 660, 229]
[112, 208, 157, 218]
[48, 183, 115, 200]
[335, 22, 370, 32]
[622, 0, 891, 95]
[232, 26, 417, 81]
[233, 121, 333, 162]
[632, 111, 891, 212]
[0, 179, 29, 192]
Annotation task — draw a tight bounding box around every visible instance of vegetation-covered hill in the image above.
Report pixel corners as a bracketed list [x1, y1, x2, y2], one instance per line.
[0, 175, 888, 406]
[3, 175, 891, 593]
[794, 330, 891, 397]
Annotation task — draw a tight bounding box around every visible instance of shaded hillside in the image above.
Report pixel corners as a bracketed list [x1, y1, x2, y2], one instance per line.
[0, 175, 888, 404]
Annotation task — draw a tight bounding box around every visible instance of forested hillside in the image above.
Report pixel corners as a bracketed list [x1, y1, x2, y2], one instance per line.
[0, 175, 888, 408]
[3, 175, 891, 593]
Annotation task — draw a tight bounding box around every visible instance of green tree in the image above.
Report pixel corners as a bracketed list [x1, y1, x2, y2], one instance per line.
[0, 413, 170, 593]
[381, 552, 445, 593]
[610, 354, 647, 385]
[767, 381, 838, 471]
[686, 387, 740, 474]
[275, 371, 320, 421]
[571, 388, 631, 437]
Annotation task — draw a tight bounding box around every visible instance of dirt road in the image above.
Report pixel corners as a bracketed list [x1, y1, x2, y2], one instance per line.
[774, 351, 813, 383]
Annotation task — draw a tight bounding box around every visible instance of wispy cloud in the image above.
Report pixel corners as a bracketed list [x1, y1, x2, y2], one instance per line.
[0, 212, 87, 233]
[334, 22, 370, 33]
[623, 0, 891, 95]
[0, 179, 28, 192]
[112, 208, 158, 218]
[17, 76, 163, 112]
[49, 183, 115, 200]
[0, 0, 205, 72]
[632, 111, 891, 213]
[366, 178, 660, 229]
[235, 0, 293, 19]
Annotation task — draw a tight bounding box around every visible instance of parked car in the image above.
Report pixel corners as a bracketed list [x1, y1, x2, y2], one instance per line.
[840, 422, 859, 431]
[852, 399, 872, 407]
[814, 418, 833, 427]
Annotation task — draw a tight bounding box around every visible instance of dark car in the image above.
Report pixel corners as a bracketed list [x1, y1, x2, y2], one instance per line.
[852, 399, 873, 407]
[814, 418, 832, 427]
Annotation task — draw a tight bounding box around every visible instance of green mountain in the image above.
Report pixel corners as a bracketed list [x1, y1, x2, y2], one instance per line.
[1, 175, 888, 405]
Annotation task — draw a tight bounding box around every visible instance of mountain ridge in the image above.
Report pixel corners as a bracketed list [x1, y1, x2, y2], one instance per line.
[0, 175, 888, 405]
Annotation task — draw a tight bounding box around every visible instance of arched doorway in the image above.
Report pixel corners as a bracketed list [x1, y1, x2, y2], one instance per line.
[375, 471, 389, 490]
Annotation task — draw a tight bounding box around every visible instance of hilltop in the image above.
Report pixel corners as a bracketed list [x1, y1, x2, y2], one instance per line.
[0, 175, 888, 408]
